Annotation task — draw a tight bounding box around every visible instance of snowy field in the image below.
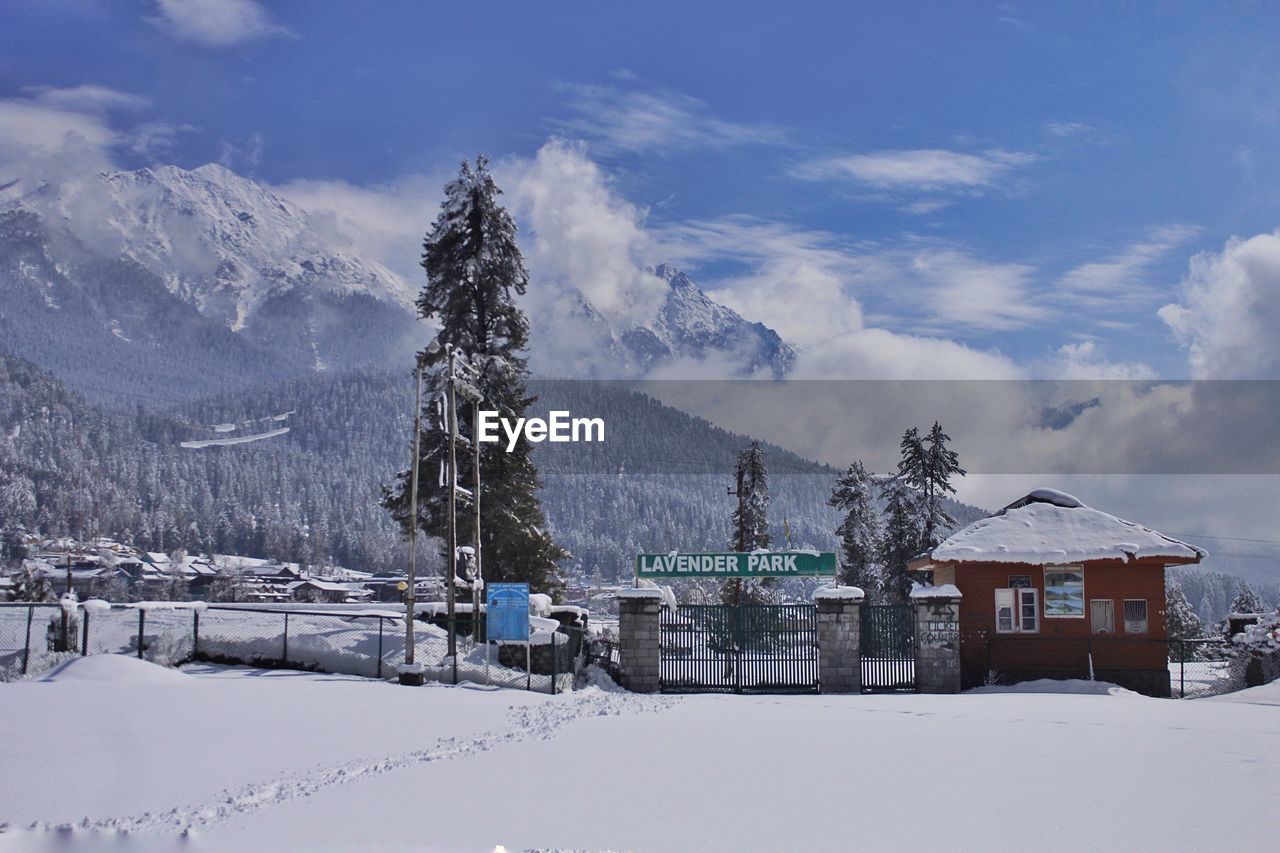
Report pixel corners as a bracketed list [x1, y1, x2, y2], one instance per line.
[2, 656, 1278, 852]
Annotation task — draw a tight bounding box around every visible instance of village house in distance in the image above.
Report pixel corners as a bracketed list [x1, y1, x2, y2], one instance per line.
[911, 489, 1206, 696]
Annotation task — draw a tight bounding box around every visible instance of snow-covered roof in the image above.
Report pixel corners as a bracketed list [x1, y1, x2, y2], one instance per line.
[931, 489, 1207, 566]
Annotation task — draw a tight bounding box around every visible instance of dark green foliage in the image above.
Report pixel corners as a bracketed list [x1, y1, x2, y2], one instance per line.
[877, 473, 922, 603]
[828, 460, 881, 595]
[722, 441, 775, 604]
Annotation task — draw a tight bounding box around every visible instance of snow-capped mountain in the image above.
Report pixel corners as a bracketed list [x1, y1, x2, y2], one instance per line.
[92, 163, 415, 330]
[534, 263, 796, 379]
[0, 161, 795, 400]
[635, 263, 794, 377]
[0, 164, 423, 401]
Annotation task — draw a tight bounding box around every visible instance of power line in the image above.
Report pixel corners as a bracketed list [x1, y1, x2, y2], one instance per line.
[1170, 532, 1280, 546]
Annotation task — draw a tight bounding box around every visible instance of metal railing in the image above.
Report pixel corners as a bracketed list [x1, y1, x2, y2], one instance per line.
[0, 602, 582, 693]
[972, 633, 1238, 698]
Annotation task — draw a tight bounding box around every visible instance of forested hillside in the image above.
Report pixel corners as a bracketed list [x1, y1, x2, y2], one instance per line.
[2, 354, 986, 581]
[1169, 566, 1280, 627]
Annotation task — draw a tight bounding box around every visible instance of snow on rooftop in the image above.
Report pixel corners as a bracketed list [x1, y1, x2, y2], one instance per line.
[932, 489, 1207, 565]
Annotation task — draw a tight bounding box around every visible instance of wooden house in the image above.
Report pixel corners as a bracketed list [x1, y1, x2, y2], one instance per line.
[910, 489, 1205, 696]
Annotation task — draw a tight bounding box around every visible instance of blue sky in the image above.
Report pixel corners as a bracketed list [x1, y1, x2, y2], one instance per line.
[3, 0, 1280, 379]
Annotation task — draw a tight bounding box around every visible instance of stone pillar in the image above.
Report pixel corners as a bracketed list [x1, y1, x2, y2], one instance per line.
[911, 585, 962, 694]
[616, 588, 664, 693]
[813, 585, 864, 694]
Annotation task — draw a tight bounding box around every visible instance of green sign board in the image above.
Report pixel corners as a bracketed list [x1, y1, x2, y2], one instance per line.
[635, 551, 837, 578]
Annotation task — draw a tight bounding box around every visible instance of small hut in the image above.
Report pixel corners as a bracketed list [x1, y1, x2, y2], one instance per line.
[911, 488, 1205, 696]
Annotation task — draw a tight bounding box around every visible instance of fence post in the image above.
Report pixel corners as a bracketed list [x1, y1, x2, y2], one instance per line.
[81, 607, 90, 656]
[193, 610, 200, 658]
[282, 612, 289, 664]
[22, 604, 33, 675]
[552, 632, 558, 695]
[377, 618, 384, 679]
[137, 609, 146, 659]
[1180, 640, 1185, 699]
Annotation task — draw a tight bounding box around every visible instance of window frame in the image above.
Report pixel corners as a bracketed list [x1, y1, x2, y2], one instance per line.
[1123, 599, 1149, 634]
[995, 587, 1040, 634]
[1090, 598, 1115, 635]
[1043, 565, 1086, 619]
[995, 588, 1016, 634]
[1017, 587, 1039, 633]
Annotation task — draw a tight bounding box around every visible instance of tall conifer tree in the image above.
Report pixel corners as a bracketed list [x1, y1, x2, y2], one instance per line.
[383, 157, 567, 598]
[828, 461, 881, 595]
[724, 441, 773, 604]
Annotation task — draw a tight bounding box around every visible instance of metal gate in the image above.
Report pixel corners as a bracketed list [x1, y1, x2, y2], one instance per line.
[660, 604, 818, 693]
[860, 604, 916, 691]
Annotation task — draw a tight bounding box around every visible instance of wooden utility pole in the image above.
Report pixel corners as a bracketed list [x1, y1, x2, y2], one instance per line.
[446, 344, 459, 664]
[401, 361, 424, 683]
[727, 460, 746, 606]
[471, 396, 482, 643]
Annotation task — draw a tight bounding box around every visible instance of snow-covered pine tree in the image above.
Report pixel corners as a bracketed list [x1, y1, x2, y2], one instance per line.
[828, 461, 881, 596]
[898, 423, 965, 548]
[723, 441, 774, 604]
[921, 422, 965, 546]
[10, 561, 53, 602]
[1229, 580, 1265, 615]
[166, 548, 189, 601]
[1166, 578, 1204, 660]
[877, 473, 923, 603]
[382, 156, 567, 599]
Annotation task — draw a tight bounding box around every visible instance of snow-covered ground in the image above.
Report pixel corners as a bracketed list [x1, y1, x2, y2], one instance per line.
[2, 657, 1277, 852]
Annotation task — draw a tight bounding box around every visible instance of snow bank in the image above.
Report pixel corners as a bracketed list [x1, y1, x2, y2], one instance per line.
[1207, 679, 1280, 706]
[968, 677, 1138, 696]
[931, 489, 1206, 565]
[40, 654, 192, 685]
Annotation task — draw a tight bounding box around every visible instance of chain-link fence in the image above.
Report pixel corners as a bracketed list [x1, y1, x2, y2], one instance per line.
[1171, 637, 1235, 698]
[0, 602, 585, 693]
[0, 602, 81, 681]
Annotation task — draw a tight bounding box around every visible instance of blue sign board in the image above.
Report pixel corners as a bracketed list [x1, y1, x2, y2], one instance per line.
[486, 582, 530, 642]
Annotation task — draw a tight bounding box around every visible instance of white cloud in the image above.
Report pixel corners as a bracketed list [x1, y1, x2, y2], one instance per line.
[0, 99, 114, 156]
[23, 85, 151, 114]
[557, 83, 786, 155]
[503, 140, 670, 326]
[908, 249, 1045, 331]
[1041, 340, 1156, 380]
[148, 0, 293, 47]
[1159, 229, 1280, 378]
[791, 148, 1037, 190]
[0, 85, 151, 180]
[272, 172, 444, 285]
[660, 218, 1046, 336]
[1045, 121, 1093, 138]
[1056, 224, 1201, 309]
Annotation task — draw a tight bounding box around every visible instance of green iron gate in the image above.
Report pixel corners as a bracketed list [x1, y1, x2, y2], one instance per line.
[660, 604, 818, 693]
[860, 604, 917, 692]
